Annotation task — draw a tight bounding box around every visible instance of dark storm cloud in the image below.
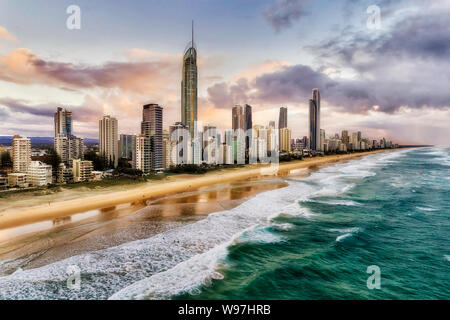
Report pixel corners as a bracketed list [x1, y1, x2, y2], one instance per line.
[0, 98, 102, 122]
[264, 0, 308, 32]
[0, 98, 55, 117]
[209, 5, 450, 114]
[311, 5, 450, 68]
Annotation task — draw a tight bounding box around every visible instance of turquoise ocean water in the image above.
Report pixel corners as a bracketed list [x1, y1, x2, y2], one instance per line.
[0, 147, 448, 299]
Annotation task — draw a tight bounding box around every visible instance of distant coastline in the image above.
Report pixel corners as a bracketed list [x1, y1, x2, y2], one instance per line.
[0, 149, 397, 230]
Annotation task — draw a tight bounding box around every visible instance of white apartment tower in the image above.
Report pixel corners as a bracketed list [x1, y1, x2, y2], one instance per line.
[12, 135, 31, 173]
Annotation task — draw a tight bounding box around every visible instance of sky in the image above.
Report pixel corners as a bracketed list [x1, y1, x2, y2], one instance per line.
[0, 0, 449, 146]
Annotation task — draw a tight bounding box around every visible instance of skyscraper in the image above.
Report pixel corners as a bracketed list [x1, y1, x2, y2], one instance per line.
[181, 21, 198, 139]
[54, 107, 84, 164]
[244, 104, 252, 152]
[279, 128, 291, 153]
[279, 107, 287, 129]
[231, 105, 245, 163]
[54, 107, 72, 137]
[141, 104, 163, 172]
[99, 115, 119, 168]
[309, 88, 321, 151]
[341, 130, 349, 147]
[119, 134, 134, 159]
[232, 105, 245, 131]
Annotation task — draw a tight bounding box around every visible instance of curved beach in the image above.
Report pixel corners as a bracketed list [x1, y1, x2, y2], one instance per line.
[0, 150, 391, 230]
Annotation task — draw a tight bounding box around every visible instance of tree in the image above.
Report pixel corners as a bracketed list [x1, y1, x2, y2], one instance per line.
[84, 151, 107, 171]
[43, 149, 61, 178]
[0, 151, 12, 169]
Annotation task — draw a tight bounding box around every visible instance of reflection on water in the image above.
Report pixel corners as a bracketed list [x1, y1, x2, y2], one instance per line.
[52, 216, 71, 226]
[0, 178, 288, 249]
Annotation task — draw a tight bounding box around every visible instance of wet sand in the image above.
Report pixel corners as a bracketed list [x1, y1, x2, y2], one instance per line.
[0, 178, 288, 273]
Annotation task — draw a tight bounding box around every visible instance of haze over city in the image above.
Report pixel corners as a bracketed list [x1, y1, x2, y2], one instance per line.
[0, 0, 449, 146]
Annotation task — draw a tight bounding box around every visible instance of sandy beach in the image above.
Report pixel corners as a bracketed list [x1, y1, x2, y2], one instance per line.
[0, 150, 391, 230]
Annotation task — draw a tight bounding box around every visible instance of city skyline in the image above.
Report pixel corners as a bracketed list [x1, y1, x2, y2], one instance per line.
[0, 0, 449, 146]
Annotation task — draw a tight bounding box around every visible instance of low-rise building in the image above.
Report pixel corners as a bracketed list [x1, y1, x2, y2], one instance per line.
[27, 161, 52, 186]
[57, 163, 74, 184]
[73, 159, 93, 182]
[8, 172, 28, 188]
[0, 175, 7, 190]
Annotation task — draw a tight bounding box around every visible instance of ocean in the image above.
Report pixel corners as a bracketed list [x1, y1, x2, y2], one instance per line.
[0, 147, 448, 299]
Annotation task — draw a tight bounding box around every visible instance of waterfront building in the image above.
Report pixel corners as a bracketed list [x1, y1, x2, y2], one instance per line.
[57, 163, 74, 184]
[119, 134, 134, 159]
[54, 107, 72, 137]
[7, 172, 27, 188]
[54, 136, 84, 164]
[279, 107, 287, 129]
[309, 88, 321, 151]
[72, 159, 93, 182]
[279, 128, 291, 153]
[141, 104, 163, 172]
[245, 104, 253, 153]
[320, 129, 326, 152]
[27, 161, 52, 187]
[12, 135, 31, 173]
[132, 135, 150, 173]
[99, 115, 119, 168]
[181, 21, 198, 139]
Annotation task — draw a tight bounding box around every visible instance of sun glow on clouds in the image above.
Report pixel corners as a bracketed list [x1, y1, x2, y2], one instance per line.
[0, 0, 449, 146]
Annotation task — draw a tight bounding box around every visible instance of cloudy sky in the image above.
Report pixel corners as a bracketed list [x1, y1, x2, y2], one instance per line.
[0, 0, 449, 145]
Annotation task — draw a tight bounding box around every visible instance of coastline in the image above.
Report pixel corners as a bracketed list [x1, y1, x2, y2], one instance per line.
[0, 150, 393, 230]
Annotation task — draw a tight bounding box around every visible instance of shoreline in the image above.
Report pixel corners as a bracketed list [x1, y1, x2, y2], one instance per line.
[0, 150, 393, 230]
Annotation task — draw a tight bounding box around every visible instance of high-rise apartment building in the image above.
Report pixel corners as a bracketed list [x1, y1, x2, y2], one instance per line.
[54, 107, 72, 137]
[132, 135, 150, 173]
[279, 107, 287, 129]
[99, 115, 119, 168]
[232, 105, 245, 163]
[119, 134, 134, 159]
[232, 105, 245, 131]
[244, 104, 252, 152]
[54, 107, 84, 164]
[141, 104, 163, 172]
[279, 128, 291, 153]
[320, 129, 326, 151]
[54, 136, 84, 164]
[309, 88, 321, 151]
[12, 135, 31, 173]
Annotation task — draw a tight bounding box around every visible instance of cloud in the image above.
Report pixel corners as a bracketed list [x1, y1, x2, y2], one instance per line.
[0, 26, 18, 42]
[206, 4, 450, 114]
[0, 48, 180, 94]
[264, 0, 308, 32]
[0, 97, 103, 125]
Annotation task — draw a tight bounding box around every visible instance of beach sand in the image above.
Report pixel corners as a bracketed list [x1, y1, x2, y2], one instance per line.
[0, 150, 395, 273]
[0, 150, 390, 231]
[0, 178, 288, 272]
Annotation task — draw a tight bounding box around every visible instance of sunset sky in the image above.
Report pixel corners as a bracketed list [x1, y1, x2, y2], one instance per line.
[0, 0, 449, 145]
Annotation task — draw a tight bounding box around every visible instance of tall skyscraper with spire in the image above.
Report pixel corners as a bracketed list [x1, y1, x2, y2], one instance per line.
[309, 88, 321, 151]
[181, 21, 198, 140]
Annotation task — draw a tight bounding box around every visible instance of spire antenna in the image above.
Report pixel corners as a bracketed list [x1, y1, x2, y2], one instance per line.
[192, 20, 194, 48]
